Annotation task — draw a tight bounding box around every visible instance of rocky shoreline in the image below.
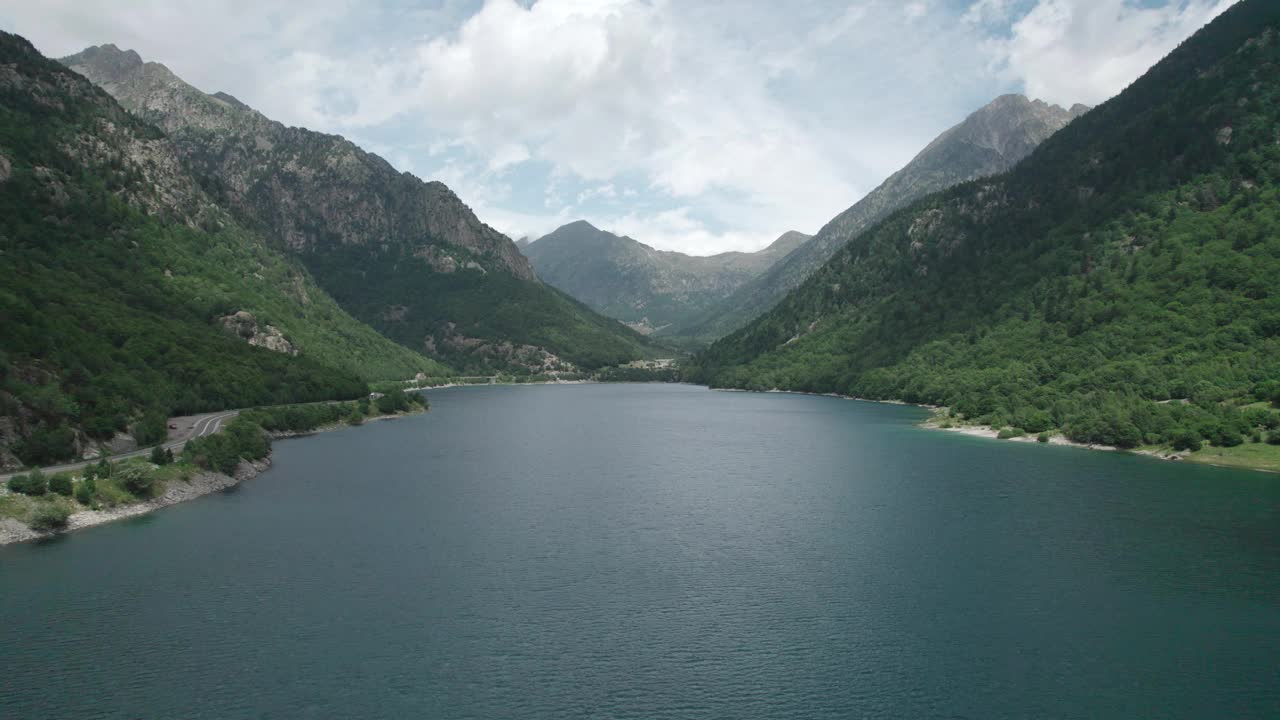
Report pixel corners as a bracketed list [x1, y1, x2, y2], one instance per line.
[0, 409, 424, 547]
[0, 458, 270, 546]
[924, 421, 1118, 451]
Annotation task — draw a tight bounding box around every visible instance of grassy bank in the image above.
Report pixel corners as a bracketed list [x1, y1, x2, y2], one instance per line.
[1, 391, 428, 541]
[927, 408, 1280, 474]
[1152, 442, 1280, 474]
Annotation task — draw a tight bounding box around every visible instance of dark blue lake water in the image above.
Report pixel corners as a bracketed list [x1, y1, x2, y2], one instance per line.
[2, 383, 1278, 718]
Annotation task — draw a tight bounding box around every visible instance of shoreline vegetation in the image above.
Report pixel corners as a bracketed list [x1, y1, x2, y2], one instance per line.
[920, 408, 1280, 475]
[711, 386, 1280, 475]
[0, 390, 428, 546]
[410, 376, 1280, 475]
[5, 376, 1274, 547]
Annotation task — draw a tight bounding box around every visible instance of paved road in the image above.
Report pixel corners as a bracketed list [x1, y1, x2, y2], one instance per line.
[0, 410, 239, 483]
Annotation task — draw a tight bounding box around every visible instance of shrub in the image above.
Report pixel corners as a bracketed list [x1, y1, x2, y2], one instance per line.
[30, 502, 71, 531]
[116, 464, 157, 498]
[74, 476, 97, 505]
[1172, 430, 1203, 452]
[996, 427, 1025, 440]
[184, 434, 240, 474]
[347, 408, 364, 426]
[150, 445, 172, 465]
[49, 473, 74, 497]
[375, 389, 411, 414]
[1212, 426, 1244, 448]
[7, 470, 47, 496]
[1037, 432, 1051, 443]
[1268, 432, 1280, 446]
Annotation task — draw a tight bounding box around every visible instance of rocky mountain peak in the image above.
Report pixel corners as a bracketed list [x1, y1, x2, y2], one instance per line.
[522, 222, 812, 335]
[61, 45, 536, 282]
[671, 93, 1087, 341]
[929, 93, 1090, 161]
[760, 230, 811, 256]
[61, 43, 144, 76]
[211, 91, 250, 110]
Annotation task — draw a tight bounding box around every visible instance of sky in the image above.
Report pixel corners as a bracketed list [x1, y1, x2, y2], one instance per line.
[2, 0, 1236, 254]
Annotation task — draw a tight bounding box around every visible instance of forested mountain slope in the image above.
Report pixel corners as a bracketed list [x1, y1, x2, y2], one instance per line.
[523, 221, 809, 334]
[674, 95, 1087, 343]
[0, 32, 444, 469]
[692, 0, 1280, 450]
[63, 45, 650, 373]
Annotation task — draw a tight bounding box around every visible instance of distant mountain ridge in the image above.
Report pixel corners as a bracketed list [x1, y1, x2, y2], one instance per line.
[62, 44, 649, 373]
[522, 221, 810, 334]
[674, 94, 1089, 342]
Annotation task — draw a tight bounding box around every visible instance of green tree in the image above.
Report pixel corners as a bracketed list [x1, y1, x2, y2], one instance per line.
[1172, 430, 1203, 452]
[375, 389, 411, 414]
[149, 445, 172, 466]
[134, 410, 169, 446]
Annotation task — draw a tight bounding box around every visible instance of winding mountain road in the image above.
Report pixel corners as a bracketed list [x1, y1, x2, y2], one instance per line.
[0, 410, 239, 483]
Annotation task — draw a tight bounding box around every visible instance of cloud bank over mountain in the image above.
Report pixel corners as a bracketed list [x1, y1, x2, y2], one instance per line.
[3, 0, 1235, 253]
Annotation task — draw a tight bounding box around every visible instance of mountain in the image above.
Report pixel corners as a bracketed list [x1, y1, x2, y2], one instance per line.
[0, 32, 448, 469]
[691, 0, 1280, 451]
[62, 45, 649, 373]
[675, 94, 1089, 343]
[522, 221, 809, 334]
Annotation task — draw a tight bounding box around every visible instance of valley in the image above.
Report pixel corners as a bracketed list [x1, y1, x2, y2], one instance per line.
[1, 2, 1278, 717]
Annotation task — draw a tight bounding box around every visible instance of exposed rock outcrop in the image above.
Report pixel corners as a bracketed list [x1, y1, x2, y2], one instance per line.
[0, 417, 23, 472]
[219, 311, 298, 355]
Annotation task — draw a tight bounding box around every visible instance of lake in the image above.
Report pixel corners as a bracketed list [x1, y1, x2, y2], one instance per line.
[2, 383, 1278, 718]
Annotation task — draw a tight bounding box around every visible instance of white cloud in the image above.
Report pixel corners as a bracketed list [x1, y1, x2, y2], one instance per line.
[0, 0, 1238, 255]
[607, 207, 777, 256]
[487, 143, 532, 172]
[989, 0, 1238, 106]
[264, 0, 862, 253]
[963, 0, 1015, 26]
[575, 183, 617, 205]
